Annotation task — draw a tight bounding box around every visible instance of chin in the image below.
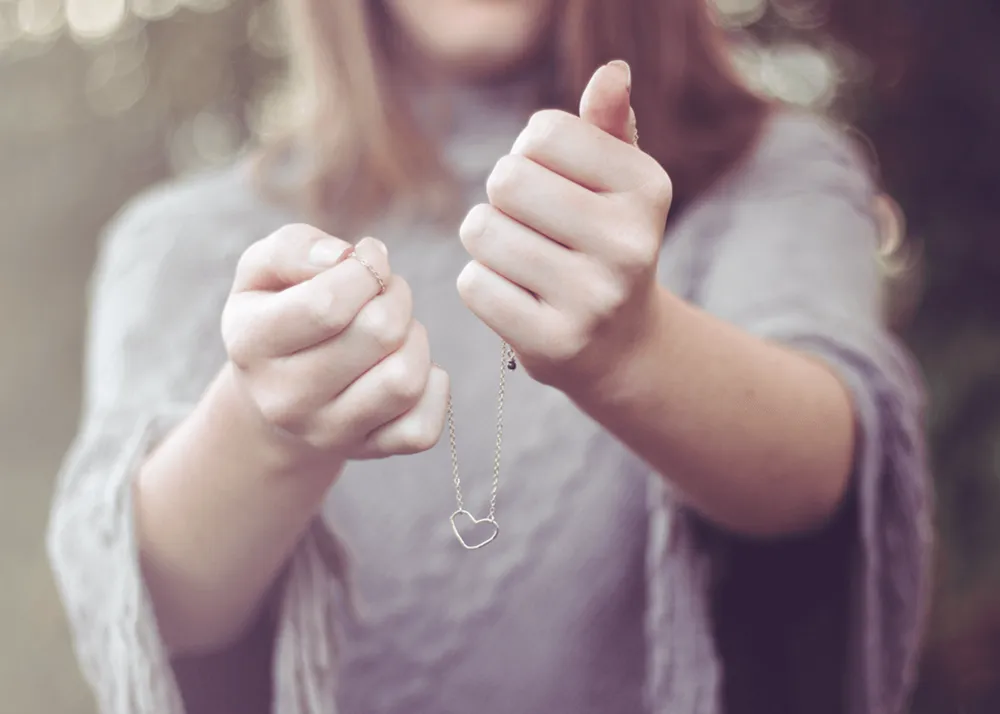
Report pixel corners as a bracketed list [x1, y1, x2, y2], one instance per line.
[384, 0, 556, 80]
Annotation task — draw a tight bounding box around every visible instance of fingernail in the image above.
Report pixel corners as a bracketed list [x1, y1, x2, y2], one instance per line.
[607, 59, 631, 95]
[358, 236, 388, 256]
[309, 239, 351, 267]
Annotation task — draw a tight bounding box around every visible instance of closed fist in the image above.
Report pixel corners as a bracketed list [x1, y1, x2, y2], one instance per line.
[221, 224, 449, 461]
[457, 61, 672, 391]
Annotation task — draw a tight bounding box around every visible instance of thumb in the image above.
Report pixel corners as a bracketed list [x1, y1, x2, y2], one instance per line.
[579, 60, 637, 146]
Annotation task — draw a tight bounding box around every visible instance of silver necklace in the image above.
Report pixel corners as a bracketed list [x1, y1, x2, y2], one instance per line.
[447, 341, 516, 550]
[445, 101, 637, 549]
[344, 246, 516, 550]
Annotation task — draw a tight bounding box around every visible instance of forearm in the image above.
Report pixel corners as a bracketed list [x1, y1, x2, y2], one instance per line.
[573, 288, 856, 538]
[135, 363, 342, 655]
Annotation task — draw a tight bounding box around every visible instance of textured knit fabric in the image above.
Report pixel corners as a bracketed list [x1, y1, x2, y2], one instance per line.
[46, 79, 933, 714]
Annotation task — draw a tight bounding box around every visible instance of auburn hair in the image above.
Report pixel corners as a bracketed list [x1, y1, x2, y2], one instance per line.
[261, 0, 771, 233]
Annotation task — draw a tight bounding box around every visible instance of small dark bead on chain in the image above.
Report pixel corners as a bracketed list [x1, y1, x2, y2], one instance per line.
[507, 357, 517, 371]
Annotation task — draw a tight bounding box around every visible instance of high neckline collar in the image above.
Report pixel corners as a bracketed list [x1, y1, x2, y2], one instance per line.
[406, 67, 551, 184]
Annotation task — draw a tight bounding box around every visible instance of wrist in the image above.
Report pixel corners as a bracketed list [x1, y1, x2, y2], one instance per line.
[572, 285, 679, 410]
[205, 363, 346, 480]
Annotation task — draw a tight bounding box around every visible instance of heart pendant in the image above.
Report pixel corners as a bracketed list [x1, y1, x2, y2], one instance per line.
[450, 509, 499, 550]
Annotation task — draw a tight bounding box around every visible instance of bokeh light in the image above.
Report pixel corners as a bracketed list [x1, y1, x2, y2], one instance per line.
[131, 0, 178, 22]
[0, 0, 861, 146]
[16, 0, 64, 40]
[770, 0, 830, 30]
[168, 108, 241, 174]
[713, 0, 844, 108]
[0, 4, 25, 50]
[760, 42, 840, 107]
[178, 0, 230, 15]
[712, 0, 768, 29]
[247, 78, 304, 143]
[84, 31, 149, 115]
[65, 0, 127, 42]
[247, 0, 285, 58]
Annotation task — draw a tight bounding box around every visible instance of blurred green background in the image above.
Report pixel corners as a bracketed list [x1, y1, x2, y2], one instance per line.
[1, 0, 998, 711]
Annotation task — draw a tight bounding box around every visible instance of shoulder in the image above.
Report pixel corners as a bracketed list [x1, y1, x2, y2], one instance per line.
[99, 157, 295, 263]
[663, 109, 884, 299]
[93, 157, 296, 296]
[668, 109, 879, 247]
[718, 108, 878, 205]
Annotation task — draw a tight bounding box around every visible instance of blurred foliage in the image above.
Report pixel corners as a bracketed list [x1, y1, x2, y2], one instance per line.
[1, 0, 998, 712]
[854, 2, 1000, 712]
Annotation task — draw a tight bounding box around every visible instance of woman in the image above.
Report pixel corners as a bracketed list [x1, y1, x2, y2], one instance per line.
[46, 1, 932, 713]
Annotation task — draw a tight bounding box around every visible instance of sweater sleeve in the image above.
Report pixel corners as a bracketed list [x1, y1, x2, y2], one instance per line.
[45, 175, 350, 714]
[644, 114, 934, 714]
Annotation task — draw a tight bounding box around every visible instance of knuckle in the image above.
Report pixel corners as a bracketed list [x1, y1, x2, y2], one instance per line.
[459, 203, 494, 252]
[615, 237, 659, 277]
[235, 238, 269, 280]
[358, 300, 409, 354]
[253, 387, 303, 433]
[526, 109, 570, 147]
[562, 321, 593, 360]
[408, 318, 428, 345]
[220, 298, 260, 368]
[643, 167, 674, 211]
[221, 320, 253, 368]
[538, 323, 588, 368]
[238, 238, 266, 266]
[357, 299, 391, 341]
[455, 261, 485, 305]
[587, 277, 628, 321]
[399, 418, 441, 453]
[392, 276, 414, 317]
[307, 282, 352, 333]
[271, 222, 317, 246]
[486, 153, 525, 204]
[381, 355, 426, 406]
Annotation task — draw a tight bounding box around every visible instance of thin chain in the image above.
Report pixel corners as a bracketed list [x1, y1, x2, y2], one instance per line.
[448, 103, 633, 548]
[448, 341, 515, 523]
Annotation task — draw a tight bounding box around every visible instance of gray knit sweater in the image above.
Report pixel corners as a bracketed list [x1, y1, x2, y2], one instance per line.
[47, 81, 932, 714]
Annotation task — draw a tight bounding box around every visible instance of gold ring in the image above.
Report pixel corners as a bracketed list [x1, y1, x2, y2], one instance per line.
[348, 248, 387, 295]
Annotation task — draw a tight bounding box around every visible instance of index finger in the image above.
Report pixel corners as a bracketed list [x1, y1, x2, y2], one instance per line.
[223, 237, 395, 359]
[510, 109, 653, 195]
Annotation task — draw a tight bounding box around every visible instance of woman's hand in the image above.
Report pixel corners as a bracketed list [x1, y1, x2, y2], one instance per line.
[221, 225, 449, 464]
[457, 61, 673, 392]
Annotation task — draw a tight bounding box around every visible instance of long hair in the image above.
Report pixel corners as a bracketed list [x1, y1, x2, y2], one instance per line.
[260, 0, 770, 233]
